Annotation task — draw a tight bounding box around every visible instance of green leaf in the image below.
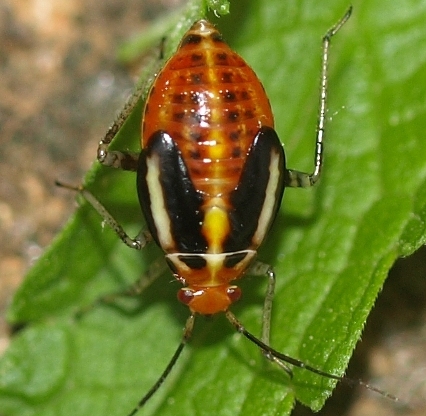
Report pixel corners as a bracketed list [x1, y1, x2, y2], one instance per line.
[2, 0, 426, 415]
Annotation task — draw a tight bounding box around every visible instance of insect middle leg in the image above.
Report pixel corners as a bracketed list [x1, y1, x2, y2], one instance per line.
[55, 180, 162, 314]
[55, 181, 149, 250]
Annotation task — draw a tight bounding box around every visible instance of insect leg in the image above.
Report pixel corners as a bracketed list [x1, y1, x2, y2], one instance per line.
[246, 261, 293, 376]
[246, 261, 275, 345]
[76, 256, 167, 318]
[96, 74, 149, 171]
[55, 181, 150, 250]
[226, 309, 399, 401]
[285, 7, 352, 188]
[96, 32, 170, 171]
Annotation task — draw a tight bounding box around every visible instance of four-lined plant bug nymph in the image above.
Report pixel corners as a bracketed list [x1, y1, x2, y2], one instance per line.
[57, 6, 398, 415]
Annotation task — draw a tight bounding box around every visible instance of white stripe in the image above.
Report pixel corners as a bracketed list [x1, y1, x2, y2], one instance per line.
[146, 154, 174, 250]
[252, 149, 281, 246]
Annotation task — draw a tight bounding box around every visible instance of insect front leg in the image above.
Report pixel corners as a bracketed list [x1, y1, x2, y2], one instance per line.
[247, 261, 293, 376]
[79, 255, 168, 317]
[246, 261, 275, 345]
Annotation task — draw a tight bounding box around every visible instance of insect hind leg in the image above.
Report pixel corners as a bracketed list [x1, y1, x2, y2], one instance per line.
[285, 7, 352, 188]
[96, 110, 140, 171]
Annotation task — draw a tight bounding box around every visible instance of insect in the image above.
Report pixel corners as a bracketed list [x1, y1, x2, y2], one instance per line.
[57, 6, 396, 415]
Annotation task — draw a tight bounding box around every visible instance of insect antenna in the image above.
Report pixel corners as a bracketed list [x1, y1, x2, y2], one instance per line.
[126, 314, 195, 416]
[225, 310, 399, 402]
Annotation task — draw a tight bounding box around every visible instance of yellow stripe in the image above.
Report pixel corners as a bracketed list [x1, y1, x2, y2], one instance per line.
[203, 206, 230, 253]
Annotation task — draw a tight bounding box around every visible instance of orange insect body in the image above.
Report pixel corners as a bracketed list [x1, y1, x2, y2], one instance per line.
[70, 10, 380, 415]
[142, 20, 274, 196]
[138, 20, 285, 315]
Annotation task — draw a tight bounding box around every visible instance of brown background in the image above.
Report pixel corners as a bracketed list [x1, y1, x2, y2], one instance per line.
[1, 1, 425, 415]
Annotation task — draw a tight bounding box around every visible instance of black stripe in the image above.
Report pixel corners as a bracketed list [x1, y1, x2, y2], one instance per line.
[224, 126, 285, 252]
[137, 131, 207, 253]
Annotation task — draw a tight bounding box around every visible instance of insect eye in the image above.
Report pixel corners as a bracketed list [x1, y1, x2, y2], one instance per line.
[177, 288, 195, 305]
[227, 286, 241, 303]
